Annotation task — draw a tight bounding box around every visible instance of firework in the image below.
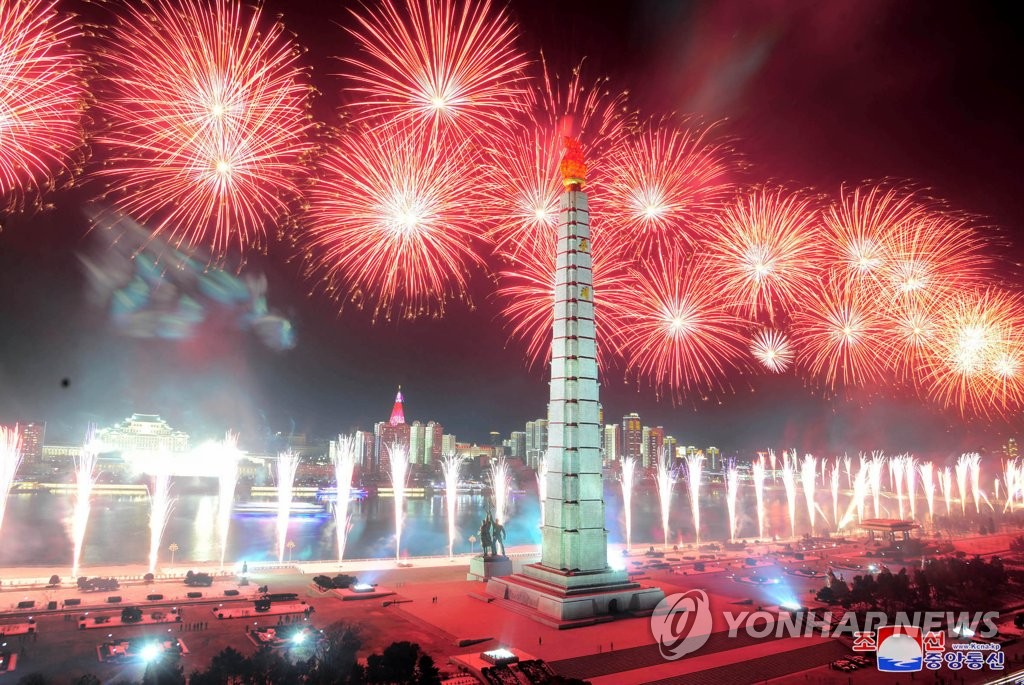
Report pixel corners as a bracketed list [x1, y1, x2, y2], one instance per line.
[441, 453, 462, 558]
[750, 328, 795, 373]
[96, 0, 313, 255]
[388, 443, 410, 561]
[800, 454, 817, 534]
[343, 0, 529, 140]
[919, 461, 935, 523]
[604, 117, 736, 255]
[0, 427, 22, 537]
[489, 456, 511, 528]
[954, 455, 970, 517]
[844, 454, 852, 489]
[924, 288, 1024, 418]
[0, 0, 85, 211]
[891, 455, 907, 520]
[830, 461, 840, 530]
[685, 452, 704, 544]
[621, 455, 637, 550]
[967, 452, 982, 514]
[71, 429, 99, 578]
[868, 452, 885, 518]
[821, 184, 924, 280]
[148, 467, 174, 573]
[726, 464, 739, 542]
[305, 123, 486, 320]
[275, 451, 299, 563]
[708, 188, 822, 320]
[752, 455, 766, 540]
[216, 431, 240, 568]
[879, 301, 940, 385]
[905, 455, 918, 520]
[939, 466, 953, 516]
[614, 250, 749, 399]
[332, 435, 358, 563]
[781, 452, 797, 538]
[655, 451, 676, 547]
[792, 272, 887, 388]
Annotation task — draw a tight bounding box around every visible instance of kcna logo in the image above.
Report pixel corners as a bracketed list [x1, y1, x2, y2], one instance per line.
[650, 590, 714, 660]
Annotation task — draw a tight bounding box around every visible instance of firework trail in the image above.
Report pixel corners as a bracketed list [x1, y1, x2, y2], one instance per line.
[822, 184, 921, 281]
[1003, 460, 1019, 513]
[604, 117, 736, 255]
[275, 450, 299, 563]
[71, 429, 99, 578]
[306, 123, 487, 320]
[830, 461, 840, 531]
[614, 249, 749, 399]
[620, 455, 636, 550]
[332, 436, 358, 563]
[726, 464, 740, 542]
[919, 462, 935, 523]
[750, 329, 795, 373]
[0, 0, 85, 211]
[388, 443, 410, 561]
[782, 452, 798, 539]
[752, 455, 767, 540]
[148, 467, 174, 574]
[97, 0, 313, 254]
[905, 455, 918, 520]
[966, 453, 982, 514]
[853, 460, 868, 523]
[685, 452, 704, 544]
[343, 0, 529, 141]
[536, 449, 549, 527]
[868, 452, 885, 517]
[844, 455, 853, 489]
[880, 301, 940, 385]
[708, 187, 822, 321]
[954, 454, 971, 517]
[440, 453, 462, 558]
[656, 450, 676, 547]
[769, 449, 778, 482]
[490, 457, 512, 529]
[820, 458, 827, 488]
[0, 427, 22, 540]
[939, 467, 953, 516]
[800, 454, 817, 534]
[216, 431, 240, 568]
[891, 455, 907, 520]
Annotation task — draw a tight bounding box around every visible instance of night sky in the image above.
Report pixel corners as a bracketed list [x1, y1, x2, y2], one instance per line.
[1, 0, 1022, 453]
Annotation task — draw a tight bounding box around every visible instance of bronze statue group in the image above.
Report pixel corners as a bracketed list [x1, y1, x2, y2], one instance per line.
[479, 513, 507, 558]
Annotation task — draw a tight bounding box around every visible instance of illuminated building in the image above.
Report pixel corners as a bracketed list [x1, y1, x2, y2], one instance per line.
[18, 422, 45, 465]
[424, 421, 443, 465]
[620, 412, 642, 463]
[525, 419, 548, 468]
[509, 431, 526, 460]
[603, 424, 620, 462]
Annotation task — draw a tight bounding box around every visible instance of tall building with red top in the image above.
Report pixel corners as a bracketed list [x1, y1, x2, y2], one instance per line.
[375, 387, 410, 474]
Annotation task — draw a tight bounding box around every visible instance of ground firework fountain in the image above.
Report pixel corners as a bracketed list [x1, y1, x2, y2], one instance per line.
[148, 468, 174, 574]
[844, 455, 852, 490]
[217, 431, 240, 568]
[72, 429, 100, 578]
[800, 454, 817, 534]
[830, 461, 840, 531]
[388, 443, 410, 562]
[684, 452, 704, 543]
[621, 456, 637, 551]
[940, 467, 953, 516]
[332, 435, 357, 563]
[490, 456, 511, 527]
[906, 456, 918, 520]
[441, 453, 462, 558]
[0, 426, 22, 537]
[891, 456, 907, 520]
[276, 450, 299, 563]
[782, 452, 797, 538]
[752, 456, 766, 540]
[726, 464, 739, 542]
[869, 452, 885, 517]
[967, 453, 982, 513]
[955, 455, 970, 516]
[920, 462, 935, 523]
[656, 451, 676, 547]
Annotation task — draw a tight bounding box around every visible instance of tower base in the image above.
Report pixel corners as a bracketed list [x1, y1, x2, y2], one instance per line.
[485, 563, 665, 628]
[466, 555, 513, 581]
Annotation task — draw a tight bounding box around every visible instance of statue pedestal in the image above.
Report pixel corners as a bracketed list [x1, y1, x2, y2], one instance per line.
[467, 555, 513, 581]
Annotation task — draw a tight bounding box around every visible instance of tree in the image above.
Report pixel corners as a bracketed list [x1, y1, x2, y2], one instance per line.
[48, 575, 60, 587]
[73, 676, 101, 685]
[366, 642, 439, 684]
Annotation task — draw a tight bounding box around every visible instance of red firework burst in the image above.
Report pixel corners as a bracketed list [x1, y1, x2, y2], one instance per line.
[822, 184, 927, 281]
[792, 273, 888, 388]
[305, 124, 487, 320]
[496, 226, 629, 368]
[343, 0, 530, 140]
[612, 249, 750, 398]
[923, 288, 1024, 418]
[878, 300, 941, 385]
[603, 118, 737, 255]
[707, 187, 823, 321]
[750, 328, 795, 373]
[96, 0, 313, 255]
[0, 0, 85, 211]
[481, 60, 630, 259]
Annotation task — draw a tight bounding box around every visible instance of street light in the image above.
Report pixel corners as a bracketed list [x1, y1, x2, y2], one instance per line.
[469, 535, 477, 555]
[168, 543, 179, 565]
[286, 540, 296, 562]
